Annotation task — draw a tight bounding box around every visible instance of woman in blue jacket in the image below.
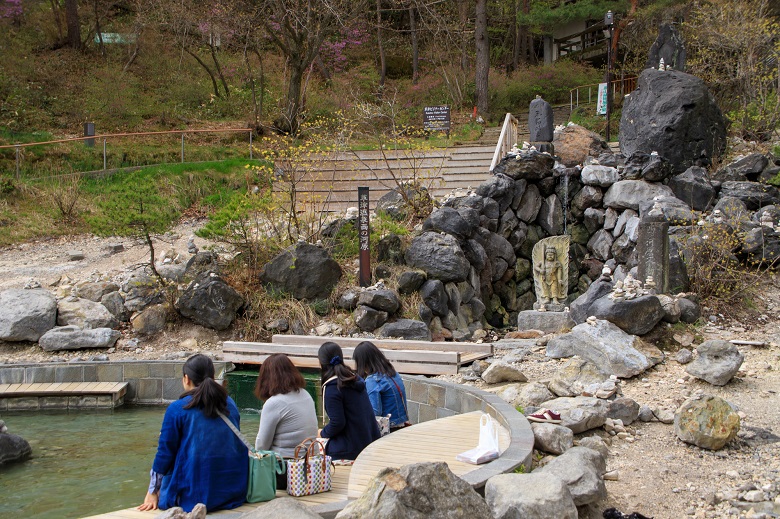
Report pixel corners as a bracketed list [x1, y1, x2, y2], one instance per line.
[318, 341, 380, 460]
[138, 354, 248, 513]
[353, 341, 410, 431]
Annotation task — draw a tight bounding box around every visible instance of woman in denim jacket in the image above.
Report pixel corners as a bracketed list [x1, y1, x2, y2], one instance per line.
[353, 341, 410, 430]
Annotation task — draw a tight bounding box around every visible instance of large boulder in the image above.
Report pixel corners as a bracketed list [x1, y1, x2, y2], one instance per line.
[57, 297, 119, 330]
[122, 271, 166, 313]
[358, 289, 401, 314]
[0, 289, 57, 342]
[239, 497, 322, 519]
[685, 340, 744, 386]
[38, 326, 121, 351]
[75, 281, 120, 302]
[620, 68, 726, 172]
[554, 124, 609, 167]
[405, 232, 470, 283]
[336, 462, 492, 519]
[533, 446, 606, 505]
[674, 395, 740, 450]
[546, 320, 664, 378]
[485, 472, 577, 519]
[547, 358, 612, 398]
[260, 242, 343, 300]
[570, 278, 613, 324]
[668, 166, 717, 211]
[531, 423, 574, 455]
[588, 295, 666, 336]
[603, 180, 675, 211]
[537, 396, 609, 434]
[0, 430, 32, 466]
[377, 319, 432, 341]
[176, 273, 245, 331]
[491, 150, 555, 181]
[718, 181, 780, 210]
[423, 206, 478, 239]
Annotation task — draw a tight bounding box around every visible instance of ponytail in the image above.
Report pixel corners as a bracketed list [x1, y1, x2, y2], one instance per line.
[181, 354, 228, 418]
[318, 341, 357, 389]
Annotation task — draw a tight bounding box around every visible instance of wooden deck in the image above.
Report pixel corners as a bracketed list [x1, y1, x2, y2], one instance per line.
[348, 411, 509, 498]
[0, 382, 128, 396]
[223, 338, 491, 376]
[0, 382, 129, 409]
[82, 411, 507, 518]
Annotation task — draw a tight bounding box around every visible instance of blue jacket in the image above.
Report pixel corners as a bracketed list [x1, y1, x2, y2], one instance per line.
[365, 373, 409, 427]
[153, 395, 248, 512]
[320, 376, 381, 460]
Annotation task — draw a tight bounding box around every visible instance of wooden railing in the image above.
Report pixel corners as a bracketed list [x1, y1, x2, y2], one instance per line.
[489, 113, 519, 172]
[555, 22, 610, 61]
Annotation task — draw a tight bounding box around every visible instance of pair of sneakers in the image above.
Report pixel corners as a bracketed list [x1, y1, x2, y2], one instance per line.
[526, 408, 562, 424]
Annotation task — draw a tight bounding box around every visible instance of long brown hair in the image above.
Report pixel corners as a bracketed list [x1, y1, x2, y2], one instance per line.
[353, 341, 397, 379]
[254, 354, 306, 400]
[182, 353, 228, 418]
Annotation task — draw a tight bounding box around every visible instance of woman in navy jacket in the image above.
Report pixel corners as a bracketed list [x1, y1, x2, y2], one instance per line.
[318, 342, 380, 460]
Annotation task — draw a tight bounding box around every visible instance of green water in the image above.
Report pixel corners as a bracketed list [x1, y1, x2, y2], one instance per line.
[0, 407, 261, 519]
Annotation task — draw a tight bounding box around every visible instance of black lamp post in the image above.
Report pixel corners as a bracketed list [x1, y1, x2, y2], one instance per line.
[604, 10, 614, 142]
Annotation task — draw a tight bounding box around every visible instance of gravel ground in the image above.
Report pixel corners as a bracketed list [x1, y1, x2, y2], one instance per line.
[0, 226, 778, 519]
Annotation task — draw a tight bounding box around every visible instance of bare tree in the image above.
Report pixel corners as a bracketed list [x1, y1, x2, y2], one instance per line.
[65, 0, 81, 49]
[255, 0, 364, 135]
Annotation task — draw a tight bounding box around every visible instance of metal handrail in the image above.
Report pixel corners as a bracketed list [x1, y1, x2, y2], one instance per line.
[569, 76, 637, 113]
[0, 128, 254, 180]
[489, 113, 518, 172]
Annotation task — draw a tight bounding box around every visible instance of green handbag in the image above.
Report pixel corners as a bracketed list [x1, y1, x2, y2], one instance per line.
[247, 449, 286, 503]
[219, 413, 287, 503]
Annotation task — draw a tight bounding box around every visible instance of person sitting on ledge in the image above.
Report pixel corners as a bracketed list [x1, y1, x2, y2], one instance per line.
[318, 341, 381, 460]
[353, 341, 411, 431]
[138, 354, 247, 513]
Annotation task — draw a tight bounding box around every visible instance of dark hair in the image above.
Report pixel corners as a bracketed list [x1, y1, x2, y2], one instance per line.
[254, 354, 306, 400]
[182, 353, 229, 418]
[353, 341, 397, 379]
[318, 341, 357, 389]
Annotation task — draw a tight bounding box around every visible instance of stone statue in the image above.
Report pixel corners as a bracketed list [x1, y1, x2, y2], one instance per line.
[532, 235, 569, 312]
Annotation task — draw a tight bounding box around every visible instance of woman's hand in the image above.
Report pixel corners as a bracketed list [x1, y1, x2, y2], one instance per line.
[137, 492, 159, 511]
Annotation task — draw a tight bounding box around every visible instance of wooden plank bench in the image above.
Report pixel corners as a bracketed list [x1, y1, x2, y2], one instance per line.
[224, 336, 492, 376]
[82, 466, 353, 519]
[0, 382, 129, 410]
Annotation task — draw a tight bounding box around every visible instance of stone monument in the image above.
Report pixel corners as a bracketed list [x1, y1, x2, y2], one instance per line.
[637, 203, 669, 294]
[646, 23, 686, 71]
[517, 235, 574, 333]
[532, 235, 569, 312]
[528, 95, 554, 155]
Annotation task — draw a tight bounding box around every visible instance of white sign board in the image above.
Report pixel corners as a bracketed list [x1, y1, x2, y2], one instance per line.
[596, 83, 608, 115]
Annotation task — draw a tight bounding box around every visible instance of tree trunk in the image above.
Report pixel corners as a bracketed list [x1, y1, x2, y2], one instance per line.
[315, 55, 332, 82]
[284, 63, 305, 135]
[244, 43, 260, 128]
[94, 0, 105, 57]
[459, 0, 470, 71]
[409, 5, 419, 84]
[376, 0, 386, 89]
[509, 0, 519, 72]
[209, 43, 230, 98]
[184, 46, 222, 99]
[475, 0, 489, 116]
[65, 0, 81, 50]
[49, 0, 64, 41]
[253, 49, 265, 120]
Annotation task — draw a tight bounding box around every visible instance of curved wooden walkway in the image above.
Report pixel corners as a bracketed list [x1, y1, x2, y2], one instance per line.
[82, 411, 508, 519]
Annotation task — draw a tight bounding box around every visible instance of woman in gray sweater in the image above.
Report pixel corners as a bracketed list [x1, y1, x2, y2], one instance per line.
[254, 354, 318, 487]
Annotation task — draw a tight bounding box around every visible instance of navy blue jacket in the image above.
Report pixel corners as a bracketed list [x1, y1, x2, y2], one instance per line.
[320, 376, 381, 460]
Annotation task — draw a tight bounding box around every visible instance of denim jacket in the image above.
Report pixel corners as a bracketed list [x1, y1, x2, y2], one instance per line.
[365, 373, 408, 427]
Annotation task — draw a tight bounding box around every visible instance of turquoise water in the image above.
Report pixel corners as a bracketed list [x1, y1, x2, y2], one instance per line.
[0, 407, 261, 519]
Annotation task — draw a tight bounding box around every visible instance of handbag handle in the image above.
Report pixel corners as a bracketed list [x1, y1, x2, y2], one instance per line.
[220, 412, 285, 473]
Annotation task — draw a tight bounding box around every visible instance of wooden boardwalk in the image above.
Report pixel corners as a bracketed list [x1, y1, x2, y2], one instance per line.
[0, 382, 128, 409]
[223, 336, 492, 376]
[82, 411, 506, 518]
[274, 145, 495, 213]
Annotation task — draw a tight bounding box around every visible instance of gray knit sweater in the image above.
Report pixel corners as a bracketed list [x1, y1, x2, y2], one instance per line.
[254, 389, 319, 457]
